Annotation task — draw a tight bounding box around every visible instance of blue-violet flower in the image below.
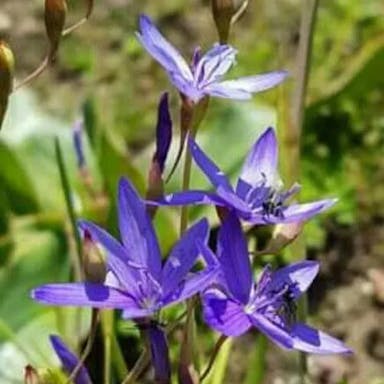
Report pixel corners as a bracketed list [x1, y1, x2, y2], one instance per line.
[31, 178, 215, 318]
[201, 213, 351, 354]
[150, 127, 337, 224]
[136, 14, 287, 103]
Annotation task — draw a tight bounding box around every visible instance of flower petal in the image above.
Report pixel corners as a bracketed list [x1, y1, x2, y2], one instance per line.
[31, 283, 142, 310]
[291, 323, 352, 354]
[279, 199, 337, 223]
[202, 289, 251, 337]
[188, 138, 233, 191]
[136, 14, 193, 82]
[216, 186, 252, 216]
[118, 178, 162, 280]
[78, 220, 140, 294]
[270, 260, 320, 299]
[194, 44, 237, 87]
[148, 324, 171, 383]
[206, 71, 288, 100]
[161, 218, 209, 296]
[162, 267, 219, 306]
[153, 92, 172, 172]
[218, 212, 252, 304]
[239, 127, 278, 187]
[250, 314, 293, 349]
[50, 335, 92, 384]
[147, 190, 227, 207]
[248, 198, 338, 225]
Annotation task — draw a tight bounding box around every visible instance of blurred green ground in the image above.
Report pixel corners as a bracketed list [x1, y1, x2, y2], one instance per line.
[0, 1, 384, 383]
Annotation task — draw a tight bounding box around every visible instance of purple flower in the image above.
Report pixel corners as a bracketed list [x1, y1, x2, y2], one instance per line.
[136, 14, 287, 103]
[201, 213, 351, 354]
[31, 178, 216, 318]
[150, 127, 337, 224]
[50, 335, 92, 384]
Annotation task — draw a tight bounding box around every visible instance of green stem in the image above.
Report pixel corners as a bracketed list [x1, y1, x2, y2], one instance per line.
[54, 137, 83, 281]
[287, 1, 319, 383]
[200, 335, 228, 382]
[111, 330, 129, 381]
[101, 310, 113, 384]
[178, 97, 209, 383]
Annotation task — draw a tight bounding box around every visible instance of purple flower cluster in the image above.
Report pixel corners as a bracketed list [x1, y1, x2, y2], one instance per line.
[32, 13, 351, 382]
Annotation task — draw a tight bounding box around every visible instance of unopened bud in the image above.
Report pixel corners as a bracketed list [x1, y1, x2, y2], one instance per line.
[24, 365, 40, 384]
[45, 0, 67, 60]
[0, 40, 14, 130]
[261, 221, 303, 255]
[83, 230, 106, 283]
[212, 0, 236, 43]
[72, 119, 86, 169]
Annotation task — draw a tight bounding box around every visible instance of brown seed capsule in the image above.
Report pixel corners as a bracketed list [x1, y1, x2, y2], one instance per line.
[0, 40, 14, 130]
[44, 0, 67, 60]
[211, 0, 236, 43]
[85, 0, 94, 19]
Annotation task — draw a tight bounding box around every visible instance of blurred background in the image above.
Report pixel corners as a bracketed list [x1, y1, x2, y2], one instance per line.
[0, 0, 384, 383]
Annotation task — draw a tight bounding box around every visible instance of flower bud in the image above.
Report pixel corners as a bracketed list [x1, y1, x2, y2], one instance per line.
[72, 119, 86, 169]
[146, 93, 172, 217]
[0, 40, 14, 130]
[24, 365, 40, 384]
[211, 0, 236, 43]
[45, 0, 67, 60]
[261, 221, 303, 255]
[82, 230, 106, 283]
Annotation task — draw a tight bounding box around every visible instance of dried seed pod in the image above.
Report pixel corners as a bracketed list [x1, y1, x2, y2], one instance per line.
[85, 0, 94, 19]
[0, 40, 14, 130]
[44, 0, 67, 60]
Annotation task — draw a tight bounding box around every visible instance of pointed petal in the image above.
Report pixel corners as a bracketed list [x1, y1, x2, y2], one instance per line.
[78, 220, 140, 293]
[50, 335, 92, 384]
[248, 198, 338, 225]
[148, 324, 171, 383]
[147, 190, 227, 207]
[118, 178, 162, 280]
[271, 260, 320, 299]
[162, 267, 219, 306]
[154, 92, 172, 172]
[31, 283, 141, 310]
[161, 218, 209, 296]
[202, 289, 251, 337]
[239, 127, 278, 187]
[205, 71, 288, 100]
[136, 15, 193, 82]
[278, 199, 337, 223]
[194, 44, 237, 86]
[216, 186, 253, 218]
[188, 138, 233, 191]
[291, 323, 352, 354]
[250, 314, 293, 349]
[218, 212, 252, 304]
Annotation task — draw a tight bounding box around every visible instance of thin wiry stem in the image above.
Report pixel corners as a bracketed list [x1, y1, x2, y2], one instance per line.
[67, 309, 99, 384]
[200, 335, 228, 382]
[54, 137, 83, 281]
